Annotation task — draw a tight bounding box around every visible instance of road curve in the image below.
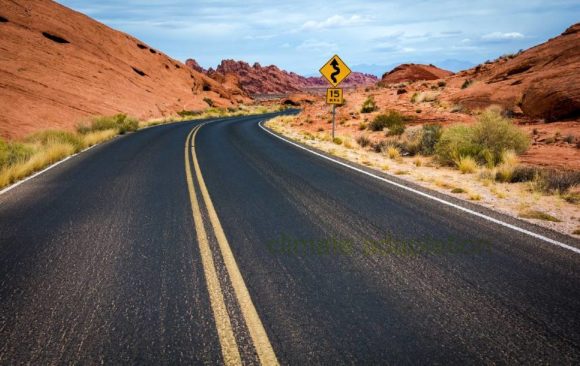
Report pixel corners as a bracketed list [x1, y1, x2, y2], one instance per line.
[1, 113, 580, 364]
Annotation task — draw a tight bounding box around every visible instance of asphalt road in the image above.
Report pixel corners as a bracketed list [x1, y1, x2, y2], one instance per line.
[1, 112, 580, 365]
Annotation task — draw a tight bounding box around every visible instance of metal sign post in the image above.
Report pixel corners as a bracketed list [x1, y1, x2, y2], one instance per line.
[332, 104, 336, 139]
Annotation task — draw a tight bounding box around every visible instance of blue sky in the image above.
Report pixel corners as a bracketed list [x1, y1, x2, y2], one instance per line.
[57, 0, 579, 75]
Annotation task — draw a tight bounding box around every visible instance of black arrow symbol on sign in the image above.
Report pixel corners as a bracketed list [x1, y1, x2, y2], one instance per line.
[330, 58, 340, 83]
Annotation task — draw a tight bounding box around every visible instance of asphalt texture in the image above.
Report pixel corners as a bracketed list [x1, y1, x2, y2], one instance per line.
[1, 112, 579, 365]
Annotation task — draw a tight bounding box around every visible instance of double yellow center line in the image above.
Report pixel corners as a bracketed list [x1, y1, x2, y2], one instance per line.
[184, 123, 279, 366]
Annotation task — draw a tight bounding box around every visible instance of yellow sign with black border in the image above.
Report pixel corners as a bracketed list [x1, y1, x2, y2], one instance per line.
[320, 55, 351, 87]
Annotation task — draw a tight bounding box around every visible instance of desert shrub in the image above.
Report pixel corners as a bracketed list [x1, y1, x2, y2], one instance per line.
[356, 135, 371, 148]
[0, 139, 34, 169]
[203, 97, 215, 107]
[332, 137, 343, 145]
[372, 141, 386, 153]
[434, 125, 479, 165]
[358, 123, 367, 131]
[397, 126, 422, 156]
[510, 166, 539, 183]
[435, 109, 529, 166]
[461, 79, 473, 89]
[369, 111, 409, 132]
[438, 80, 447, 87]
[177, 110, 203, 117]
[26, 130, 84, 152]
[411, 92, 439, 103]
[361, 96, 378, 113]
[564, 134, 575, 144]
[456, 156, 478, 174]
[495, 150, 519, 182]
[387, 123, 406, 136]
[83, 114, 138, 135]
[420, 124, 442, 155]
[540, 170, 580, 193]
[386, 146, 401, 159]
[410, 93, 419, 103]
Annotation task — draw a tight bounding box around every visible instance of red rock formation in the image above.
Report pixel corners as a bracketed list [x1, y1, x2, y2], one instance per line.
[450, 23, 580, 121]
[185, 59, 206, 73]
[0, 0, 249, 139]
[380, 64, 453, 84]
[195, 59, 377, 95]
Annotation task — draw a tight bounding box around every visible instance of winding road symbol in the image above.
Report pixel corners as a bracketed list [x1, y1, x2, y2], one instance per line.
[330, 58, 340, 83]
[320, 54, 351, 87]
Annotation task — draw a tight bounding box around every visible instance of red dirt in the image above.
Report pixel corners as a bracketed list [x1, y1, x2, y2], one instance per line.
[0, 0, 249, 139]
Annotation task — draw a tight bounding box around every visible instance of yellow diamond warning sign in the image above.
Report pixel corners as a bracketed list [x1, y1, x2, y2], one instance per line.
[326, 88, 343, 105]
[319, 55, 351, 87]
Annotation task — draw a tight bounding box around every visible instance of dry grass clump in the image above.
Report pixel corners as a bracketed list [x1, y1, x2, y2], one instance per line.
[82, 129, 118, 147]
[518, 209, 561, 222]
[456, 156, 478, 174]
[386, 146, 401, 159]
[0, 143, 75, 188]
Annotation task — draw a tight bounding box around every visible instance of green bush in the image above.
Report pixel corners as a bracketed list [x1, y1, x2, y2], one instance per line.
[420, 124, 442, 155]
[26, 130, 84, 152]
[360, 96, 378, 113]
[435, 109, 529, 166]
[387, 123, 406, 136]
[0, 139, 34, 169]
[369, 111, 409, 132]
[84, 114, 139, 135]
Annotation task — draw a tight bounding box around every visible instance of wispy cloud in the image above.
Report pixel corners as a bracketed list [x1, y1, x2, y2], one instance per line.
[300, 15, 369, 31]
[56, 0, 579, 74]
[482, 32, 525, 40]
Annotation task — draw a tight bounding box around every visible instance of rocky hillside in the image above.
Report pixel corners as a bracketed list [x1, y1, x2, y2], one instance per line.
[380, 64, 453, 84]
[0, 0, 248, 139]
[187, 59, 378, 95]
[449, 23, 580, 121]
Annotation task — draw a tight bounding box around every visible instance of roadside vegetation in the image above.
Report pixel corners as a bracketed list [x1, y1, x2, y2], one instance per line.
[265, 107, 580, 236]
[0, 105, 285, 190]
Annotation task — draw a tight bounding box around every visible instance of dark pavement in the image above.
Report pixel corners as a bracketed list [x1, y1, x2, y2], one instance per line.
[1, 112, 579, 364]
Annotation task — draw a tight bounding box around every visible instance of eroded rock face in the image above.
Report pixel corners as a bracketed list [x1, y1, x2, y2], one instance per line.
[380, 64, 453, 84]
[450, 23, 580, 121]
[0, 0, 246, 139]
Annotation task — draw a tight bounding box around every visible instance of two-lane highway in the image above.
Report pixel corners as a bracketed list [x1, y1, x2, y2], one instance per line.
[1, 112, 580, 364]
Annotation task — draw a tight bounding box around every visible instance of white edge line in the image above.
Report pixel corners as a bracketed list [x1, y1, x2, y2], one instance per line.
[258, 121, 580, 255]
[0, 143, 103, 197]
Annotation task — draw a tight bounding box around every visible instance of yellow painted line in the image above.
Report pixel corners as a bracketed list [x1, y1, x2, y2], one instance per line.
[191, 124, 279, 366]
[184, 125, 242, 366]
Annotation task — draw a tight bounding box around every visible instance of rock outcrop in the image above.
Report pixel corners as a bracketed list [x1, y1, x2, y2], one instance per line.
[0, 0, 248, 139]
[380, 64, 453, 84]
[450, 23, 580, 121]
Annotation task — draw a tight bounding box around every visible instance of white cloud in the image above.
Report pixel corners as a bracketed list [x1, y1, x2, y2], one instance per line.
[481, 32, 525, 40]
[296, 39, 337, 51]
[301, 15, 369, 30]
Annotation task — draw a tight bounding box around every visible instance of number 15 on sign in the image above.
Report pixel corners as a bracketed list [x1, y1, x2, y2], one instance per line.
[326, 88, 343, 105]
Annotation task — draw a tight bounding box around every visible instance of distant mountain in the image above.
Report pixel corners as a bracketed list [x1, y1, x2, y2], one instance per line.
[352, 59, 475, 77]
[187, 59, 378, 95]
